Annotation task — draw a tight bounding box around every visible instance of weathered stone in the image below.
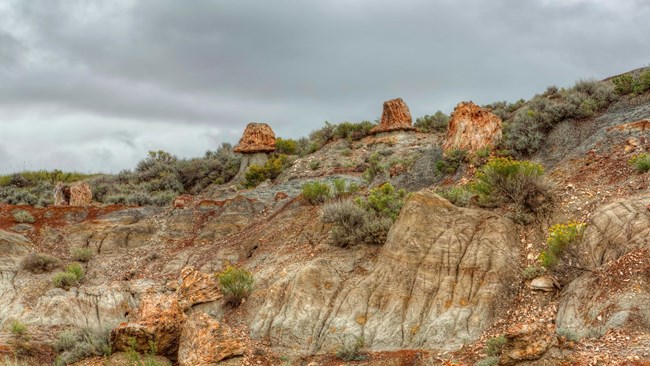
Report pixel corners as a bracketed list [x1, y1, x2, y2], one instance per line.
[252, 191, 520, 353]
[370, 98, 415, 134]
[443, 101, 502, 153]
[176, 267, 222, 310]
[500, 322, 557, 365]
[233, 123, 276, 154]
[529, 276, 556, 292]
[53, 181, 92, 206]
[110, 293, 186, 358]
[178, 313, 245, 366]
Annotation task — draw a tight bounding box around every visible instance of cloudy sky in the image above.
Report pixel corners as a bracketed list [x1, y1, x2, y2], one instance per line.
[1, 0, 649, 173]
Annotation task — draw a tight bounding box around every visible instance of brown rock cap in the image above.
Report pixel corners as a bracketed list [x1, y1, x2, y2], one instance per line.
[371, 98, 415, 134]
[233, 122, 276, 153]
[443, 101, 502, 153]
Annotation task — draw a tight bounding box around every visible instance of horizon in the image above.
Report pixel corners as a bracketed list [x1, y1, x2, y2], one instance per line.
[1, 0, 649, 174]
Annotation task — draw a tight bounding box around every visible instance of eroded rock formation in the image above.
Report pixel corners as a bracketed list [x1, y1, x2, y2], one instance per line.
[252, 191, 520, 353]
[557, 197, 650, 338]
[443, 101, 502, 153]
[178, 313, 245, 366]
[370, 98, 416, 134]
[233, 123, 276, 154]
[53, 181, 92, 206]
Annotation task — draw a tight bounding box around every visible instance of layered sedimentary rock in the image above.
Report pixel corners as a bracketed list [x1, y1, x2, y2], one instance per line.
[178, 313, 245, 366]
[443, 101, 502, 153]
[53, 181, 92, 206]
[370, 98, 416, 134]
[110, 293, 187, 358]
[557, 197, 650, 338]
[252, 191, 520, 354]
[233, 123, 276, 154]
[176, 267, 222, 310]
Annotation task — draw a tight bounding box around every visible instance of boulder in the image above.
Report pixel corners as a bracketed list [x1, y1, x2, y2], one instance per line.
[53, 181, 92, 207]
[500, 322, 557, 365]
[176, 267, 222, 310]
[529, 276, 556, 292]
[110, 293, 186, 358]
[252, 191, 520, 353]
[178, 313, 245, 366]
[233, 123, 276, 154]
[443, 101, 502, 153]
[370, 98, 416, 134]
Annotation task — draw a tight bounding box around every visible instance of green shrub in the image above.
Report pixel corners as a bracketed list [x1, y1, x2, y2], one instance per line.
[436, 149, 467, 175]
[472, 146, 492, 167]
[1, 356, 30, 366]
[309, 160, 321, 170]
[436, 186, 473, 207]
[332, 178, 359, 198]
[336, 336, 367, 361]
[302, 182, 331, 204]
[321, 200, 393, 247]
[12, 210, 35, 224]
[632, 69, 650, 94]
[539, 222, 585, 271]
[9, 320, 27, 338]
[52, 272, 79, 289]
[485, 335, 507, 357]
[414, 111, 449, 133]
[70, 247, 94, 262]
[630, 153, 650, 173]
[362, 152, 386, 183]
[275, 138, 298, 155]
[53, 263, 85, 289]
[476, 356, 499, 366]
[612, 74, 635, 95]
[21, 253, 61, 274]
[333, 121, 374, 141]
[217, 266, 254, 306]
[471, 158, 555, 221]
[54, 324, 114, 366]
[357, 183, 407, 221]
[243, 154, 291, 188]
[521, 266, 545, 280]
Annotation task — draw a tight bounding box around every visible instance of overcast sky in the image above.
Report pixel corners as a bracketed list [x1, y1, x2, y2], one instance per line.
[1, 0, 649, 173]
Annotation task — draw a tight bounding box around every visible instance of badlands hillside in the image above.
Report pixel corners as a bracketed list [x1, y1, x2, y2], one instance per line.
[1, 69, 650, 366]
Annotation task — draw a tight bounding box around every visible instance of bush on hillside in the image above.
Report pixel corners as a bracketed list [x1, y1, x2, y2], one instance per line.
[630, 153, 650, 173]
[53, 263, 85, 289]
[436, 186, 473, 207]
[539, 222, 586, 281]
[333, 121, 374, 141]
[436, 149, 468, 175]
[217, 266, 254, 306]
[70, 247, 94, 262]
[612, 74, 635, 95]
[471, 158, 555, 222]
[275, 138, 298, 155]
[356, 183, 407, 221]
[321, 200, 393, 248]
[54, 324, 115, 366]
[12, 209, 35, 223]
[503, 80, 616, 156]
[302, 181, 331, 204]
[243, 154, 291, 188]
[414, 111, 449, 133]
[21, 253, 61, 274]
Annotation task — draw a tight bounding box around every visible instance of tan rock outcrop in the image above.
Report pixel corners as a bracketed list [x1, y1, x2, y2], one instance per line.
[443, 101, 502, 153]
[176, 267, 222, 310]
[500, 322, 557, 365]
[370, 98, 415, 134]
[110, 293, 187, 358]
[53, 181, 92, 206]
[178, 313, 245, 366]
[233, 123, 276, 154]
[252, 191, 520, 353]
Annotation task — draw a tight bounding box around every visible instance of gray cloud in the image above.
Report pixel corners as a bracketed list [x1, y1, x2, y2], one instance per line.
[0, 0, 649, 173]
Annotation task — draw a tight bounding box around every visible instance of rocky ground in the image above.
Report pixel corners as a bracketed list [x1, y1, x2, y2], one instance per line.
[1, 92, 650, 366]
